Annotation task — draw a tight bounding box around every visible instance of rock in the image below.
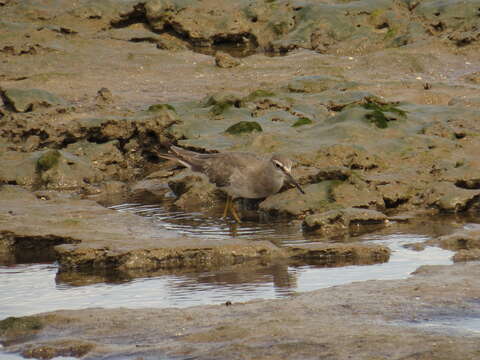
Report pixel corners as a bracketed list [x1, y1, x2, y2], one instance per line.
[288, 75, 345, 93]
[144, 0, 176, 31]
[425, 182, 480, 212]
[65, 140, 125, 179]
[376, 183, 411, 209]
[403, 242, 426, 251]
[310, 26, 335, 53]
[168, 171, 221, 211]
[314, 144, 381, 171]
[1, 88, 66, 112]
[436, 230, 480, 251]
[36, 149, 103, 190]
[303, 208, 387, 236]
[0, 185, 37, 201]
[215, 51, 241, 68]
[21, 340, 95, 359]
[260, 181, 339, 217]
[0, 149, 102, 190]
[0, 151, 40, 187]
[99, 180, 128, 195]
[0, 191, 284, 271]
[225, 121, 263, 135]
[453, 249, 480, 262]
[464, 71, 480, 84]
[131, 179, 170, 202]
[155, 33, 189, 50]
[22, 135, 41, 152]
[414, 0, 480, 45]
[286, 242, 390, 265]
[143, 0, 295, 51]
[291, 117, 313, 127]
[0, 316, 44, 343]
[95, 87, 113, 103]
[331, 182, 385, 210]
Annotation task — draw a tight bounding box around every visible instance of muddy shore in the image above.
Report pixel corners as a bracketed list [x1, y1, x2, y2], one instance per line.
[1, 0, 480, 358]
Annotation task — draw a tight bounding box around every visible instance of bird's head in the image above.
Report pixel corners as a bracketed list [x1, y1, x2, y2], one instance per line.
[270, 155, 305, 194]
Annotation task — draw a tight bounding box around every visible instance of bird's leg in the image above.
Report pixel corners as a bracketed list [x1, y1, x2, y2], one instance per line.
[228, 222, 238, 237]
[229, 199, 242, 223]
[222, 195, 231, 219]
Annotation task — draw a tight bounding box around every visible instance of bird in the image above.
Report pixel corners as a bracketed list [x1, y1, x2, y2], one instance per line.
[159, 145, 305, 222]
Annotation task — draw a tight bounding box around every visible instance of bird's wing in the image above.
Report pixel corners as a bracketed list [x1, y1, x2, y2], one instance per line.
[167, 146, 264, 188]
[201, 152, 263, 188]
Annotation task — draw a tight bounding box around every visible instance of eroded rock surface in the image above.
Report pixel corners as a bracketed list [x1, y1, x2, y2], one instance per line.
[303, 207, 388, 236]
[1, 185, 392, 274]
[0, 185, 284, 271]
[0, 0, 479, 273]
[1, 0, 480, 358]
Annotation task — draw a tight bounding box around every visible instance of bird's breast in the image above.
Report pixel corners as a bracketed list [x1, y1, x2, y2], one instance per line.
[226, 167, 284, 199]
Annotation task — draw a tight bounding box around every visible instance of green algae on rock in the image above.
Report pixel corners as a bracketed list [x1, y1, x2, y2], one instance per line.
[0, 316, 43, 343]
[148, 103, 177, 112]
[22, 340, 95, 360]
[361, 99, 407, 128]
[243, 89, 276, 103]
[292, 117, 313, 127]
[225, 121, 263, 135]
[0, 316, 43, 333]
[36, 149, 61, 172]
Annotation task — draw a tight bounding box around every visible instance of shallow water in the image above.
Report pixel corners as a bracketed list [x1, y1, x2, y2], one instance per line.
[0, 238, 453, 319]
[0, 200, 460, 319]
[108, 202, 311, 245]
[0, 352, 75, 360]
[399, 316, 480, 337]
[3, 202, 480, 360]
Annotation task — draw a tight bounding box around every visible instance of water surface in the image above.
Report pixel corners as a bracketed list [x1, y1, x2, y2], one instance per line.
[1, 202, 474, 320]
[0, 233, 453, 319]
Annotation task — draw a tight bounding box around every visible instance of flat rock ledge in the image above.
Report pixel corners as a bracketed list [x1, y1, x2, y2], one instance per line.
[428, 228, 480, 263]
[54, 241, 282, 272]
[0, 186, 390, 274]
[286, 242, 390, 265]
[303, 207, 388, 236]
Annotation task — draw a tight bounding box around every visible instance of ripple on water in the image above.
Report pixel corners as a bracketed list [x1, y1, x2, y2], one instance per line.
[110, 202, 310, 245]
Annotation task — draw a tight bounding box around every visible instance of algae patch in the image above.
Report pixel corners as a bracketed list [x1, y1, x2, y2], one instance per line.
[225, 121, 263, 134]
[148, 103, 176, 112]
[361, 100, 407, 129]
[36, 149, 61, 172]
[0, 316, 43, 338]
[210, 101, 233, 116]
[292, 117, 313, 127]
[243, 89, 276, 102]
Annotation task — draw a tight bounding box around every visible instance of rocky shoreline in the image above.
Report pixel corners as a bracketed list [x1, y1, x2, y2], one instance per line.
[1, 0, 480, 358]
[1, 263, 479, 359]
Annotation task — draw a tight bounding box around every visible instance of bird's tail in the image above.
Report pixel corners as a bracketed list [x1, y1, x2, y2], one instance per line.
[158, 145, 197, 169]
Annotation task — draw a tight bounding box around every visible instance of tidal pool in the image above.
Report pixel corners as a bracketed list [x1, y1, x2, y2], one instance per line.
[0, 202, 460, 320]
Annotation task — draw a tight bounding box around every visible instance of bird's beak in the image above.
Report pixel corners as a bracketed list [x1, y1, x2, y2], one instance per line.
[285, 171, 305, 194]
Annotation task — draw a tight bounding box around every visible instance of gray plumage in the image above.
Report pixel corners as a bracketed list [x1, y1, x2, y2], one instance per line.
[161, 145, 304, 199]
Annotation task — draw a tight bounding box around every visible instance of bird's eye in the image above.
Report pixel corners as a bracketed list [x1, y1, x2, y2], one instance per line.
[274, 161, 282, 168]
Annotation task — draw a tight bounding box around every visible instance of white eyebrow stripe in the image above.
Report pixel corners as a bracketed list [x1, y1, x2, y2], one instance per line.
[273, 160, 290, 173]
